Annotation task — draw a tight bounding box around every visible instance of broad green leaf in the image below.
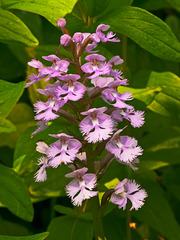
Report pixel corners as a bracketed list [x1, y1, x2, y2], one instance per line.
[47, 215, 93, 240]
[133, 172, 180, 240]
[0, 8, 38, 46]
[138, 127, 180, 171]
[166, 15, 180, 42]
[0, 80, 25, 118]
[54, 205, 92, 220]
[166, 0, 180, 12]
[0, 43, 25, 81]
[0, 103, 35, 148]
[0, 164, 34, 221]
[1, 0, 78, 26]
[133, 0, 171, 11]
[119, 71, 180, 119]
[0, 232, 49, 240]
[0, 117, 16, 133]
[102, 6, 180, 62]
[29, 165, 70, 198]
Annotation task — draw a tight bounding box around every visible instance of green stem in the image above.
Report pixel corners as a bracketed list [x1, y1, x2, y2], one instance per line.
[86, 143, 105, 240]
[126, 202, 132, 240]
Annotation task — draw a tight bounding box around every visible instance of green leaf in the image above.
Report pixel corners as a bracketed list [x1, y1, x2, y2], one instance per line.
[1, 0, 78, 26]
[138, 127, 180, 171]
[133, 172, 180, 240]
[166, 15, 180, 42]
[102, 6, 180, 62]
[0, 8, 38, 46]
[0, 80, 25, 118]
[0, 103, 35, 148]
[166, 0, 180, 12]
[47, 215, 93, 240]
[0, 164, 34, 221]
[0, 117, 16, 133]
[119, 71, 180, 119]
[0, 232, 49, 240]
[133, 0, 171, 11]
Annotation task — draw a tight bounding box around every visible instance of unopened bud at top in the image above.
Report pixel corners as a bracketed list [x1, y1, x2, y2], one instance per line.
[60, 34, 71, 46]
[57, 18, 66, 28]
[73, 32, 83, 44]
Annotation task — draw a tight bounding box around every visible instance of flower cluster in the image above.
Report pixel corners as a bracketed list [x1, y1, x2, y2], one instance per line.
[27, 18, 147, 210]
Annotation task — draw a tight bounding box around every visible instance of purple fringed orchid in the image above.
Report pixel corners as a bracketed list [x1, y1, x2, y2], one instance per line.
[81, 54, 109, 79]
[34, 156, 51, 182]
[106, 129, 143, 163]
[65, 167, 98, 206]
[47, 133, 82, 167]
[56, 74, 86, 102]
[112, 109, 145, 128]
[94, 24, 120, 43]
[41, 55, 69, 81]
[111, 179, 148, 210]
[102, 80, 134, 109]
[80, 107, 115, 143]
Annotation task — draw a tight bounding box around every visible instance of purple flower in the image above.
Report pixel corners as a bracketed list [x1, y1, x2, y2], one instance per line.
[95, 24, 120, 43]
[42, 55, 69, 81]
[56, 74, 86, 102]
[65, 167, 98, 206]
[34, 156, 50, 182]
[26, 59, 48, 87]
[79, 107, 115, 143]
[32, 120, 49, 135]
[73, 32, 83, 43]
[81, 54, 109, 78]
[34, 81, 66, 122]
[106, 129, 143, 163]
[112, 109, 145, 128]
[47, 133, 82, 167]
[102, 81, 134, 109]
[60, 34, 71, 46]
[91, 76, 114, 88]
[118, 158, 140, 171]
[34, 99, 60, 122]
[111, 179, 147, 210]
[57, 18, 66, 28]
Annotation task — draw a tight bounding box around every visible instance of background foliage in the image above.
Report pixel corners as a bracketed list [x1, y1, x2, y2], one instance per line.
[0, 0, 180, 239]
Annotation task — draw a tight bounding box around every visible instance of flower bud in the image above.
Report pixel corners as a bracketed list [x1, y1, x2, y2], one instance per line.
[60, 34, 71, 46]
[73, 32, 83, 44]
[57, 18, 66, 28]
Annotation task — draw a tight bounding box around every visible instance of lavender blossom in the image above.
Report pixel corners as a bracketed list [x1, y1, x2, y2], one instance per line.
[106, 129, 143, 163]
[111, 179, 148, 210]
[56, 74, 86, 102]
[47, 133, 82, 167]
[95, 24, 120, 43]
[102, 80, 134, 109]
[34, 156, 50, 182]
[112, 109, 145, 128]
[80, 107, 115, 143]
[65, 167, 98, 206]
[81, 54, 109, 78]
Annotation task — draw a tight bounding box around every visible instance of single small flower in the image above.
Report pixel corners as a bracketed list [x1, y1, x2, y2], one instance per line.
[73, 32, 83, 43]
[31, 120, 49, 135]
[95, 24, 120, 43]
[60, 34, 71, 46]
[112, 109, 145, 128]
[34, 156, 50, 182]
[57, 18, 66, 28]
[106, 129, 143, 163]
[102, 80, 134, 109]
[81, 54, 109, 78]
[111, 179, 148, 210]
[56, 74, 86, 102]
[65, 167, 98, 206]
[47, 133, 82, 167]
[79, 107, 115, 143]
